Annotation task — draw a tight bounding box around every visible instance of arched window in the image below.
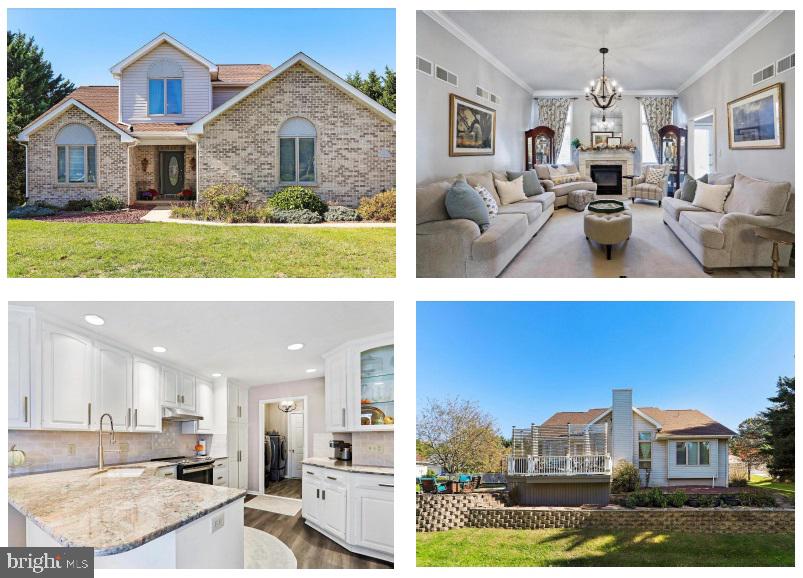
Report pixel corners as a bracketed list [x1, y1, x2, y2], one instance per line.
[56, 124, 96, 184]
[279, 117, 316, 184]
[148, 59, 184, 115]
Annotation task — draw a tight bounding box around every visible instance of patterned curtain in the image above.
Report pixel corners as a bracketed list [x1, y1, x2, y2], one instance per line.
[640, 97, 674, 155]
[536, 98, 572, 162]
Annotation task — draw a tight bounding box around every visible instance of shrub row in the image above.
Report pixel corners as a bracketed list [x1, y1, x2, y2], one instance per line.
[8, 196, 125, 218]
[620, 488, 777, 509]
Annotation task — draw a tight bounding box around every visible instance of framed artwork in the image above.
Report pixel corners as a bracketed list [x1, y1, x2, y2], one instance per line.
[607, 136, 622, 146]
[449, 94, 496, 156]
[591, 131, 614, 146]
[727, 82, 784, 149]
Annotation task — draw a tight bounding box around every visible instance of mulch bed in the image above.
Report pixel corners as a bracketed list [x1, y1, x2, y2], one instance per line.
[31, 209, 150, 224]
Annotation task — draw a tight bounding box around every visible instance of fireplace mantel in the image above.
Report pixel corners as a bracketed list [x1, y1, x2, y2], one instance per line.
[578, 150, 635, 196]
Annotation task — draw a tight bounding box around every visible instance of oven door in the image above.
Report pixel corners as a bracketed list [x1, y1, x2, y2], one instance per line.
[181, 464, 213, 484]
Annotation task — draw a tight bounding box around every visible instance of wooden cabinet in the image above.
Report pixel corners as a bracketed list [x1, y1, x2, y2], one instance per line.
[178, 372, 196, 411]
[348, 474, 394, 555]
[94, 341, 133, 430]
[41, 322, 94, 430]
[132, 357, 162, 432]
[658, 124, 688, 195]
[161, 366, 179, 406]
[525, 125, 555, 169]
[324, 349, 349, 432]
[8, 307, 34, 429]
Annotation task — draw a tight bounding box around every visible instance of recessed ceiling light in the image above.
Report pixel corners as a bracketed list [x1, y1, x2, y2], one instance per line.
[152, 346, 167, 353]
[212, 373, 222, 377]
[305, 368, 317, 373]
[83, 314, 105, 326]
[287, 343, 304, 351]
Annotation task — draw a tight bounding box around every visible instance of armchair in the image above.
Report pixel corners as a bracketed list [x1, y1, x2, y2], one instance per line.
[631, 163, 671, 206]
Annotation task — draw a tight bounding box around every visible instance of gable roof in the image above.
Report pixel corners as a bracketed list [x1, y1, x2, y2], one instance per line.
[188, 52, 395, 135]
[110, 32, 217, 77]
[541, 406, 735, 436]
[215, 64, 273, 85]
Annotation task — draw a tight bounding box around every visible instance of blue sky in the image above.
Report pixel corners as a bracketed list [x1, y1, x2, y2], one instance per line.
[417, 302, 794, 435]
[7, 9, 395, 86]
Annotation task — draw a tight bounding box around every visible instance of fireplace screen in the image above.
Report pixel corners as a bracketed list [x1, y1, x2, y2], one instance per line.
[590, 164, 622, 194]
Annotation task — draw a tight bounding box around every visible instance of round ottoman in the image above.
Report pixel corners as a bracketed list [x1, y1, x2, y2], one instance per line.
[584, 207, 632, 260]
[568, 189, 596, 211]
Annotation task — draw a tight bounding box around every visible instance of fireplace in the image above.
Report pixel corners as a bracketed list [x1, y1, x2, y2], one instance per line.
[590, 164, 623, 194]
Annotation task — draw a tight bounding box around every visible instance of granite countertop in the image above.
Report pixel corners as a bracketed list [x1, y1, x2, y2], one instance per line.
[8, 461, 246, 556]
[303, 457, 394, 476]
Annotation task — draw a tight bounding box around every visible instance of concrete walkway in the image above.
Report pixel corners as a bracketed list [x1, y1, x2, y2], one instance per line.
[140, 208, 395, 228]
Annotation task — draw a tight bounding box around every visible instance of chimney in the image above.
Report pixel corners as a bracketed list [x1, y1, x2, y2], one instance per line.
[611, 388, 633, 465]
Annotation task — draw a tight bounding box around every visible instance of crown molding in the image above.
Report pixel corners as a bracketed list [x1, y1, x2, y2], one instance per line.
[423, 10, 535, 94]
[677, 10, 784, 93]
[533, 89, 677, 97]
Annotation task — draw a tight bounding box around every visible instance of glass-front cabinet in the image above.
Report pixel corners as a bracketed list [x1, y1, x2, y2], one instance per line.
[524, 126, 555, 169]
[359, 344, 394, 428]
[658, 125, 687, 196]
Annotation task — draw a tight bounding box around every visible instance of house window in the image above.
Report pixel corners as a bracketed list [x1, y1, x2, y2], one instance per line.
[675, 441, 711, 466]
[148, 59, 183, 116]
[55, 123, 96, 184]
[638, 432, 652, 469]
[278, 117, 316, 184]
[640, 103, 658, 164]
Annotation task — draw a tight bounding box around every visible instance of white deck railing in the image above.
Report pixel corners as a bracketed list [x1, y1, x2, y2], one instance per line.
[507, 454, 612, 476]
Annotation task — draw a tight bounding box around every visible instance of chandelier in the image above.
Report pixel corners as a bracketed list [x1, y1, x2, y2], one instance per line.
[278, 400, 297, 413]
[585, 47, 622, 120]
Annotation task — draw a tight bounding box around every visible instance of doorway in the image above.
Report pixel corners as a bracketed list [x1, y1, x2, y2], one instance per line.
[159, 150, 185, 197]
[691, 111, 715, 177]
[258, 395, 308, 495]
[287, 411, 305, 478]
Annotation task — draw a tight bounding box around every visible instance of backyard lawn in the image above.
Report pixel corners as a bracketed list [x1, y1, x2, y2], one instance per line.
[417, 528, 795, 566]
[749, 474, 795, 495]
[7, 220, 395, 277]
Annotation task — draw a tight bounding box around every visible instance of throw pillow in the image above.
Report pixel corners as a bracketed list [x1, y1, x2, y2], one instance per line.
[724, 173, 791, 216]
[692, 182, 732, 213]
[507, 170, 545, 197]
[644, 166, 664, 186]
[678, 176, 697, 203]
[445, 180, 491, 232]
[707, 172, 736, 186]
[698, 174, 709, 184]
[495, 176, 527, 205]
[552, 172, 582, 185]
[474, 185, 498, 221]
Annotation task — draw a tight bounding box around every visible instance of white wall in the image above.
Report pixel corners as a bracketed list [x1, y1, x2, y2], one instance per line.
[416, 11, 533, 184]
[677, 11, 794, 188]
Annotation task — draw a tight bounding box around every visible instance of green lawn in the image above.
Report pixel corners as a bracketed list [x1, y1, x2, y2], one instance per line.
[749, 474, 795, 495]
[417, 528, 795, 567]
[7, 220, 395, 277]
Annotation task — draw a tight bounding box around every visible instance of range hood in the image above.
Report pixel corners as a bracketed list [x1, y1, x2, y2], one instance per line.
[161, 407, 203, 422]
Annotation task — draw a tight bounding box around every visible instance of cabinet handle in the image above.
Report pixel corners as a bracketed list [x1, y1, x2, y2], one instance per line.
[23, 396, 28, 422]
[306, 471, 315, 476]
[217, 476, 224, 480]
[378, 483, 394, 488]
[88, 403, 92, 425]
[134, 408, 138, 428]
[322, 489, 326, 500]
[327, 475, 337, 481]
[127, 408, 131, 428]
[342, 408, 345, 427]
[316, 488, 319, 498]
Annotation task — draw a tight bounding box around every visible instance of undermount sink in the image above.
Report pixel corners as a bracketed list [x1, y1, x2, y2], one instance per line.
[92, 468, 145, 478]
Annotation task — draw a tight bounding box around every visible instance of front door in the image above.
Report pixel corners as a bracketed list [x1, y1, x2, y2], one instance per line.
[160, 151, 185, 197]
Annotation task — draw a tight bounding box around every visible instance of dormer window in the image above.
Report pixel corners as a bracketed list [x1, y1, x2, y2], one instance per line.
[148, 59, 183, 116]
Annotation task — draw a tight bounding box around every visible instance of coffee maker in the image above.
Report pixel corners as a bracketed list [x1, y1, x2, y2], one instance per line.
[329, 440, 352, 461]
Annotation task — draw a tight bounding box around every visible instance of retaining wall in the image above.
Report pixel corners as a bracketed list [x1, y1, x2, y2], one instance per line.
[416, 492, 509, 532]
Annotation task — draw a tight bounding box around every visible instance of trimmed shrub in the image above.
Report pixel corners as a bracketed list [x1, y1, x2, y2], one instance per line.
[611, 460, 640, 493]
[357, 189, 395, 222]
[737, 491, 777, 507]
[90, 196, 126, 211]
[200, 183, 249, 212]
[730, 477, 748, 487]
[65, 199, 93, 212]
[8, 204, 58, 218]
[268, 186, 327, 216]
[324, 205, 360, 222]
[668, 490, 687, 508]
[624, 494, 638, 509]
[696, 494, 718, 508]
[272, 209, 323, 224]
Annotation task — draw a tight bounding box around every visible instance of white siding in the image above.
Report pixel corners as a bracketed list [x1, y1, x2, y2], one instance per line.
[649, 440, 668, 487]
[120, 43, 211, 124]
[718, 440, 729, 487]
[667, 439, 720, 480]
[611, 389, 633, 465]
[212, 86, 244, 109]
[632, 414, 662, 486]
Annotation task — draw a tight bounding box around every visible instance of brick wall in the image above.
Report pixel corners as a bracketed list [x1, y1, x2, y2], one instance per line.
[416, 492, 509, 532]
[26, 107, 130, 206]
[197, 62, 396, 207]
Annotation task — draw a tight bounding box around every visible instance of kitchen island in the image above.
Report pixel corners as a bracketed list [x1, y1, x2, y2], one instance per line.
[8, 461, 246, 569]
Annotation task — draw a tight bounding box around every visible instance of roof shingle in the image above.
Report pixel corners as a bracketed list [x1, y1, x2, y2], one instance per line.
[541, 406, 735, 436]
[214, 64, 273, 84]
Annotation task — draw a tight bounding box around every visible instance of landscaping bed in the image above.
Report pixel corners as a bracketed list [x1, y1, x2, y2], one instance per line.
[31, 209, 150, 224]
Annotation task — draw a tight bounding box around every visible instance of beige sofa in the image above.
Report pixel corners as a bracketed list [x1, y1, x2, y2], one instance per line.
[417, 170, 555, 277]
[630, 163, 672, 206]
[662, 173, 794, 271]
[533, 163, 597, 208]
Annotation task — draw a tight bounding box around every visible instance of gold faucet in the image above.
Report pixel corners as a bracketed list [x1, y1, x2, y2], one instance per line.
[98, 413, 117, 470]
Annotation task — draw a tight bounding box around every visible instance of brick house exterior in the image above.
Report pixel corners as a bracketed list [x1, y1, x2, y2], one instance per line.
[17, 33, 395, 208]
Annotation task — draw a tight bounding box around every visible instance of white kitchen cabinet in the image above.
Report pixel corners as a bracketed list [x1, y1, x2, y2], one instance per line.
[178, 372, 196, 411]
[321, 475, 348, 540]
[41, 322, 94, 430]
[301, 468, 322, 524]
[161, 366, 179, 406]
[93, 341, 132, 430]
[227, 421, 249, 490]
[324, 349, 349, 432]
[213, 458, 228, 486]
[156, 465, 177, 479]
[227, 381, 247, 422]
[132, 357, 162, 432]
[182, 377, 214, 434]
[8, 306, 34, 429]
[348, 474, 394, 555]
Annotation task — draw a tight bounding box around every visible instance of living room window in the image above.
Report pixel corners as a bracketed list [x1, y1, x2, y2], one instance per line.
[556, 102, 573, 164]
[638, 432, 652, 469]
[279, 117, 316, 184]
[640, 103, 658, 164]
[55, 123, 96, 184]
[675, 441, 710, 466]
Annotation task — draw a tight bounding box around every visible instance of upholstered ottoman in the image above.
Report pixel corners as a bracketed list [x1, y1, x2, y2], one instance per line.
[567, 189, 596, 211]
[584, 206, 632, 260]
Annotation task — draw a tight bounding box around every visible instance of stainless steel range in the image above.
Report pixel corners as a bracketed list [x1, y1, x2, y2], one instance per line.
[153, 456, 215, 484]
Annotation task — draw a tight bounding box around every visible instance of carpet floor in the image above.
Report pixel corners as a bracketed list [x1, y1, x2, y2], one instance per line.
[500, 201, 793, 278]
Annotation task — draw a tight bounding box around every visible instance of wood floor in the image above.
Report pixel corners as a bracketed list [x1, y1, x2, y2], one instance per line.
[245, 478, 392, 569]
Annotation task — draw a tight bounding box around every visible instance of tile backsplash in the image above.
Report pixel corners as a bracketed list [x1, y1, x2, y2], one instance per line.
[8, 423, 206, 475]
[352, 431, 394, 467]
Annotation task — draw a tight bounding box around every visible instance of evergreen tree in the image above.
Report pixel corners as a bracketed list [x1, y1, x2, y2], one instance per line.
[379, 66, 396, 113]
[7, 31, 74, 207]
[761, 376, 795, 481]
[344, 66, 395, 113]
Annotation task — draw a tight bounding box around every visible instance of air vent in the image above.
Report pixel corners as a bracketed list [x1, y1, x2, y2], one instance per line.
[476, 86, 489, 100]
[416, 56, 432, 76]
[777, 52, 795, 74]
[752, 63, 775, 85]
[490, 93, 500, 104]
[435, 65, 458, 87]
